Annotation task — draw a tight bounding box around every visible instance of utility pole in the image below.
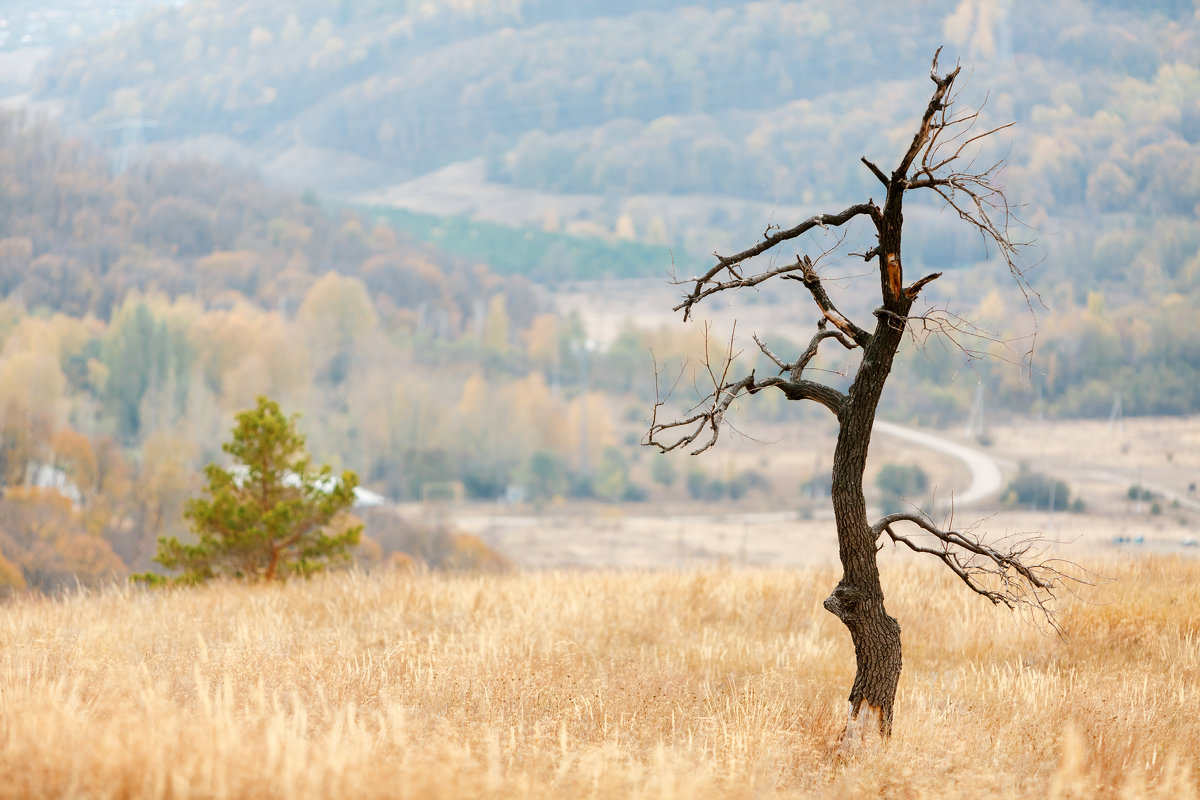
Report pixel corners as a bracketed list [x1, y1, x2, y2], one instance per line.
[964, 383, 985, 439]
[1107, 391, 1123, 434]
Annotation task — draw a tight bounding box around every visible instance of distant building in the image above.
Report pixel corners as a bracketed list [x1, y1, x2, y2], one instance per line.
[25, 464, 83, 506]
[229, 464, 388, 509]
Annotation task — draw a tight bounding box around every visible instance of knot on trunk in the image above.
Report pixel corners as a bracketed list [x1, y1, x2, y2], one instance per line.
[823, 583, 869, 623]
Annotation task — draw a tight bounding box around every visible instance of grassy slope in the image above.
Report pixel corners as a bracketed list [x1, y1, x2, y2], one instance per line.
[0, 558, 1197, 798]
[366, 206, 671, 281]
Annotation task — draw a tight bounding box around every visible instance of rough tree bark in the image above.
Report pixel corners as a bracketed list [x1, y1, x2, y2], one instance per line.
[644, 51, 1075, 742]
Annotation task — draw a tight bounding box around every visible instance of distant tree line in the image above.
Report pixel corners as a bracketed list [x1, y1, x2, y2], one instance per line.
[23, 0, 1200, 422]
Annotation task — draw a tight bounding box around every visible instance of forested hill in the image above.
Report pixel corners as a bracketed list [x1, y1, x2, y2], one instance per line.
[28, 1, 1200, 274]
[29, 0, 1197, 199]
[32, 0, 958, 177]
[14, 0, 1200, 417]
[0, 111, 536, 329]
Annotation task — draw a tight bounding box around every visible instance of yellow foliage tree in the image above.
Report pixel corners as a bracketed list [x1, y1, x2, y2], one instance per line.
[523, 314, 561, 372]
[297, 273, 379, 387]
[0, 487, 125, 592]
[50, 428, 99, 498]
[0, 550, 25, 596]
[482, 294, 510, 356]
[0, 352, 66, 425]
[458, 373, 489, 417]
[508, 371, 569, 456]
[195, 250, 259, 299]
[191, 302, 312, 407]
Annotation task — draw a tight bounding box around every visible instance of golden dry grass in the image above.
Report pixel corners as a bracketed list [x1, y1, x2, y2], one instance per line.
[1, 557, 1198, 799]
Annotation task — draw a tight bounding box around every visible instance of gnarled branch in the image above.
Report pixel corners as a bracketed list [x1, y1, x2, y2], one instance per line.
[754, 328, 855, 383]
[872, 511, 1084, 633]
[781, 255, 872, 347]
[898, 58, 1035, 305]
[644, 370, 845, 455]
[644, 323, 848, 455]
[891, 47, 963, 185]
[673, 202, 881, 321]
[791, 327, 856, 380]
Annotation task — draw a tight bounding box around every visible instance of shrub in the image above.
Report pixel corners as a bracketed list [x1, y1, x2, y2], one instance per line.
[650, 455, 677, 488]
[876, 463, 929, 514]
[686, 467, 710, 500]
[1003, 469, 1070, 511]
[1127, 485, 1158, 502]
[359, 507, 511, 572]
[522, 450, 569, 502]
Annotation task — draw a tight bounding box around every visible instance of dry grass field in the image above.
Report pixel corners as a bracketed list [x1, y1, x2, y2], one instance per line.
[2, 556, 1198, 799]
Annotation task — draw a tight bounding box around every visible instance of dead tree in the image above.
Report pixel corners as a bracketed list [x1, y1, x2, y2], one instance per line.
[644, 52, 1077, 739]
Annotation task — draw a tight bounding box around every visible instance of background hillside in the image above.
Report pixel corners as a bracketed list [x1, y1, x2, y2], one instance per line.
[0, 1, 1199, 589]
[19, 0, 1200, 418]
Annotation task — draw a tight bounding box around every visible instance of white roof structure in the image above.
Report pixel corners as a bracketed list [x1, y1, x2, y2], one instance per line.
[28, 464, 82, 506]
[228, 465, 389, 508]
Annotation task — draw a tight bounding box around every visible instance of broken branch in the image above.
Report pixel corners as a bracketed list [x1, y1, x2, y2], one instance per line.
[782, 256, 872, 347]
[861, 156, 889, 187]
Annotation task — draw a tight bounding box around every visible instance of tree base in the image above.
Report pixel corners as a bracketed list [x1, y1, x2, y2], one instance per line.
[838, 699, 885, 753]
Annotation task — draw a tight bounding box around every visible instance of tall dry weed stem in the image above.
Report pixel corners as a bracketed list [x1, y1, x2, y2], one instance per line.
[0, 556, 1197, 798]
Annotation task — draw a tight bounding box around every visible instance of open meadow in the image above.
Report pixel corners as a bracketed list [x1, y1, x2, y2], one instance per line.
[1, 557, 1197, 799]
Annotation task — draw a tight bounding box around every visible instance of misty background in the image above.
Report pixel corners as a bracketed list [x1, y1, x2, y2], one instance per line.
[0, 0, 1197, 589]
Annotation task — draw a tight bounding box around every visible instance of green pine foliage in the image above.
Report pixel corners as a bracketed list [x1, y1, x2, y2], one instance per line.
[137, 397, 361, 585]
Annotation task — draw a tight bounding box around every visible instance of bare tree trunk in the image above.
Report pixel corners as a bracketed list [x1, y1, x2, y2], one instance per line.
[825, 309, 912, 737]
[822, 175, 914, 738]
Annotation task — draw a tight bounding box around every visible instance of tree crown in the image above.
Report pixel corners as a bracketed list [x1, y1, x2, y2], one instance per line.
[138, 396, 361, 585]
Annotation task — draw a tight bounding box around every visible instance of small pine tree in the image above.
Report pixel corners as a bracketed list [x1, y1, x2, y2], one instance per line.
[138, 397, 361, 585]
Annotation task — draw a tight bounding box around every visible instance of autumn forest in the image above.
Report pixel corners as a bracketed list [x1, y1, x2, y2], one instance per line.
[0, 0, 1198, 592]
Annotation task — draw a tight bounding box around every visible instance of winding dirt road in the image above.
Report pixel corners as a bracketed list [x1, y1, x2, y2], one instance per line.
[872, 421, 1004, 508]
